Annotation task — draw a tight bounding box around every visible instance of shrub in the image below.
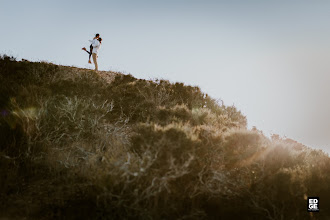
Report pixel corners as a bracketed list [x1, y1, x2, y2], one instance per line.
[1, 57, 330, 220]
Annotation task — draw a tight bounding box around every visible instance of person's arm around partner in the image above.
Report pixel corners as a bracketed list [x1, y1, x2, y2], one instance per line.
[92, 39, 100, 48]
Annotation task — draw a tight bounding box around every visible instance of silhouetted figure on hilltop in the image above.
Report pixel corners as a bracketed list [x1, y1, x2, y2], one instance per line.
[82, 33, 102, 71]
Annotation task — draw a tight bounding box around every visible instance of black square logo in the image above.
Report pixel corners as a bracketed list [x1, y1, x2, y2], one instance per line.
[307, 197, 319, 212]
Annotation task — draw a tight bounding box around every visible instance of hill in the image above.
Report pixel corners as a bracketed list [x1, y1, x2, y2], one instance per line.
[0, 54, 329, 219]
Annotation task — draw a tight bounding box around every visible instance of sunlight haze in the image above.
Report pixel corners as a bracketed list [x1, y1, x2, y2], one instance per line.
[1, 0, 330, 153]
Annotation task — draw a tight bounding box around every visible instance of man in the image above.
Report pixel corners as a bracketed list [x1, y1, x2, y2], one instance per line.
[91, 37, 102, 71]
[88, 33, 99, 63]
[82, 33, 102, 71]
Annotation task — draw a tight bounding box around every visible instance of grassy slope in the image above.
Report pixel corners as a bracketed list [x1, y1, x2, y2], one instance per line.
[0, 55, 329, 219]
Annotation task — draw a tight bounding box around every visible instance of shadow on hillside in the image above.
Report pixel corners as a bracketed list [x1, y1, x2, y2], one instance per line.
[1, 55, 329, 219]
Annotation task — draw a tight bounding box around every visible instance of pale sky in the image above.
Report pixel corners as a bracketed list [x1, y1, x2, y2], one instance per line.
[1, 0, 330, 153]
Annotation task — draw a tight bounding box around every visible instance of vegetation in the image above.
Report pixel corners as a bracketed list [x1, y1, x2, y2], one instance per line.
[0, 54, 329, 219]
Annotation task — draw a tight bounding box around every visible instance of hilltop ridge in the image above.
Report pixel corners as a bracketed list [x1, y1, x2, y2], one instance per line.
[1, 55, 329, 219]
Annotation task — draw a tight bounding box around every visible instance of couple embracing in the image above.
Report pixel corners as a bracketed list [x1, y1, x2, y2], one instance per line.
[82, 33, 102, 71]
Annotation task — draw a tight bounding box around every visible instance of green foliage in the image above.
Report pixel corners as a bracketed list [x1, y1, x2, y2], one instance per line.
[0, 56, 329, 219]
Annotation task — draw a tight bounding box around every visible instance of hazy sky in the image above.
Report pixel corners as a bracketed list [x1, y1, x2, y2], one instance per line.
[1, 0, 330, 153]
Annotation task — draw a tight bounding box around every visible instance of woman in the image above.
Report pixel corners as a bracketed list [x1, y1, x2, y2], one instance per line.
[82, 34, 101, 64]
[82, 37, 102, 71]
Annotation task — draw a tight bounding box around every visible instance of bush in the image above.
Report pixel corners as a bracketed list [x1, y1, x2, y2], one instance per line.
[1, 57, 330, 219]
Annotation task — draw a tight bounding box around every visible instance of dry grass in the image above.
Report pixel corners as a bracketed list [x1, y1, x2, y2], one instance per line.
[1, 55, 330, 219]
